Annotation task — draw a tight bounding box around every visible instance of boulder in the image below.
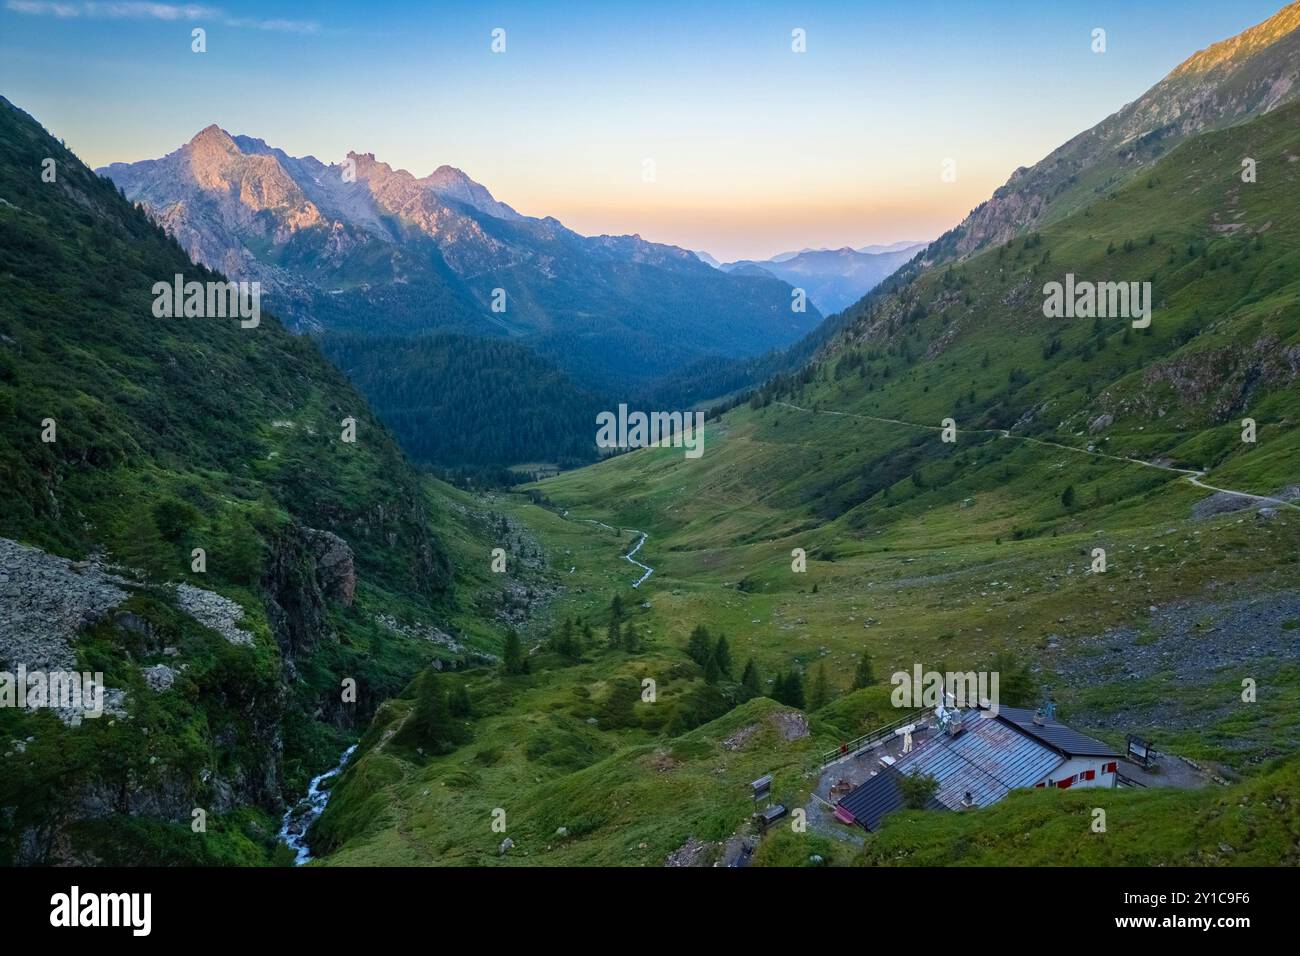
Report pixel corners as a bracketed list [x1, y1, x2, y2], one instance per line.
[1088, 414, 1113, 435]
[304, 528, 356, 606]
[142, 663, 177, 692]
[1191, 491, 1256, 520]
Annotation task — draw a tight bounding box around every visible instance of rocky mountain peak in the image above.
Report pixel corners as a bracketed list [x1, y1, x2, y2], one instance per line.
[421, 163, 521, 220]
[424, 163, 470, 184]
[1172, 0, 1300, 77]
[346, 150, 402, 182]
[98, 126, 820, 386]
[188, 123, 239, 154]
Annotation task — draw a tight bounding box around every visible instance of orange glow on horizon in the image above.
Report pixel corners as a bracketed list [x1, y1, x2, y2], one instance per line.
[514, 187, 992, 261]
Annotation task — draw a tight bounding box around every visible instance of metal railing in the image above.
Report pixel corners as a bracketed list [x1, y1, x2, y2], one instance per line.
[819, 711, 923, 768]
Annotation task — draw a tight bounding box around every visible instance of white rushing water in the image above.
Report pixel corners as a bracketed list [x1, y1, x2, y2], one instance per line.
[279, 744, 357, 866]
[571, 517, 654, 588]
[624, 532, 654, 588]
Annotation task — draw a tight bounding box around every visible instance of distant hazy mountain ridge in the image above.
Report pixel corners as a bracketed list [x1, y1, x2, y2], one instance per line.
[720, 243, 927, 315]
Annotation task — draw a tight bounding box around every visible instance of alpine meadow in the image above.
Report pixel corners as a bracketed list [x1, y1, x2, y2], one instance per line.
[1, 0, 1298, 937]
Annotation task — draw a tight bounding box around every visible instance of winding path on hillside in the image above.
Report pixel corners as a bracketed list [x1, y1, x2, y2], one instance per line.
[774, 401, 1300, 513]
[567, 515, 655, 587]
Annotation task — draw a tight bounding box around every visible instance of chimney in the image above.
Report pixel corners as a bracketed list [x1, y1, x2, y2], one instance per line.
[946, 707, 964, 736]
[1032, 708, 1046, 726]
[961, 791, 975, 808]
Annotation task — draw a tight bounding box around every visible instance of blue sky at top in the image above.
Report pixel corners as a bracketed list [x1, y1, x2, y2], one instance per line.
[0, 0, 1286, 259]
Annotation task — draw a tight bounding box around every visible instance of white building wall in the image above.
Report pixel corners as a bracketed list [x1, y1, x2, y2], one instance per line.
[1038, 755, 1117, 790]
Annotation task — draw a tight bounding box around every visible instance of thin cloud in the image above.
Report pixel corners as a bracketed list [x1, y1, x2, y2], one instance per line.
[223, 15, 319, 35]
[6, 0, 86, 15]
[5, 1, 321, 33]
[87, 2, 218, 18]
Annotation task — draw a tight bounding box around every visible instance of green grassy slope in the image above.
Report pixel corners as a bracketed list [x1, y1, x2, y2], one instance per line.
[857, 755, 1300, 866]
[657, 4, 1300, 408]
[538, 103, 1299, 582]
[535, 102, 1300, 752]
[0, 97, 517, 864]
[313, 105, 1300, 868]
[311, 485, 930, 865]
[310, 104, 1292, 867]
[315, 480, 1299, 866]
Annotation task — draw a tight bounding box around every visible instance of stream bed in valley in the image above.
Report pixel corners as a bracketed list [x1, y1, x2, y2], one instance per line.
[279, 744, 357, 866]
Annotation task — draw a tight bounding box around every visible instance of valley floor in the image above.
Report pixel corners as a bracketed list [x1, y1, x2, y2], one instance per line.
[309, 442, 1300, 865]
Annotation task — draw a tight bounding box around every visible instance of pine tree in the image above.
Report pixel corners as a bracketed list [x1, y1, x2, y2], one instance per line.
[622, 623, 640, 653]
[899, 772, 939, 810]
[606, 619, 622, 649]
[852, 651, 875, 689]
[502, 629, 524, 675]
[686, 624, 712, 666]
[610, 593, 624, 621]
[778, 670, 806, 708]
[600, 676, 640, 729]
[448, 682, 472, 717]
[1061, 484, 1076, 509]
[554, 618, 581, 659]
[740, 659, 762, 699]
[809, 661, 829, 710]
[399, 673, 469, 755]
[711, 634, 733, 679]
[412, 679, 454, 751]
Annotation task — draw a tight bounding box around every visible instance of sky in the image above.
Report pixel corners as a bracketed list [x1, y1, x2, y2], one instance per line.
[0, 0, 1287, 261]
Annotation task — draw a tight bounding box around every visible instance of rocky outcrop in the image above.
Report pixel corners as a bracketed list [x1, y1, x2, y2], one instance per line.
[0, 538, 129, 673]
[771, 710, 810, 741]
[260, 526, 333, 670]
[1192, 484, 1299, 521]
[260, 523, 363, 669]
[374, 613, 463, 654]
[303, 528, 356, 606]
[1088, 414, 1114, 435]
[176, 584, 253, 646]
[0, 538, 289, 864]
[1097, 337, 1298, 426]
[1191, 491, 1260, 520]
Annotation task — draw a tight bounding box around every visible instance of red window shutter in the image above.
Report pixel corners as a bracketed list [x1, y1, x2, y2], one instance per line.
[1083, 769, 1096, 781]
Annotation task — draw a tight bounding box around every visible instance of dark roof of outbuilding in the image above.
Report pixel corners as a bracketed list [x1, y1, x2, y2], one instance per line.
[994, 706, 1121, 758]
[836, 765, 947, 831]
